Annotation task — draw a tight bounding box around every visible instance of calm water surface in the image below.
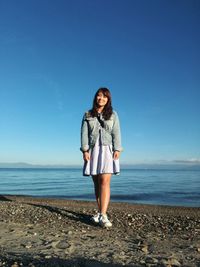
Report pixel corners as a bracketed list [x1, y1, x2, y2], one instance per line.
[0, 168, 199, 207]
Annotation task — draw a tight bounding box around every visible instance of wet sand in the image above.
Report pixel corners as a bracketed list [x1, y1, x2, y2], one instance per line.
[0, 195, 200, 267]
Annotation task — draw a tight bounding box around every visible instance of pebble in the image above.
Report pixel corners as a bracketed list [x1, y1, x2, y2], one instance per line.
[120, 251, 125, 256]
[56, 240, 70, 249]
[21, 242, 32, 249]
[169, 258, 181, 266]
[33, 255, 41, 260]
[145, 256, 158, 264]
[141, 245, 148, 254]
[160, 258, 181, 267]
[68, 230, 73, 235]
[45, 255, 52, 259]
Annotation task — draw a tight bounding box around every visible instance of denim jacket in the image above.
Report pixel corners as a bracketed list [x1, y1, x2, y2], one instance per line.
[80, 110, 122, 152]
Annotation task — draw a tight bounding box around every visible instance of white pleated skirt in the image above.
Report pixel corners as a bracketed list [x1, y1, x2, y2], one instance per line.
[83, 135, 120, 176]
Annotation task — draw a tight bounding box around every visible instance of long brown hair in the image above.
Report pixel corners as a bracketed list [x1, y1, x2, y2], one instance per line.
[90, 88, 113, 120]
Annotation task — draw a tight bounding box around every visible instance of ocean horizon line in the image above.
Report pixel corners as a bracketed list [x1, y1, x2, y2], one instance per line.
[0, 161, 200, 170]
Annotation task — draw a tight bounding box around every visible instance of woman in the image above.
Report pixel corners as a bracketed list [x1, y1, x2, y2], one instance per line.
[80, 87, 122, 228]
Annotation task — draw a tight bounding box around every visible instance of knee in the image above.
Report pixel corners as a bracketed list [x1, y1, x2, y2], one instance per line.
[100, 178, 110, 188]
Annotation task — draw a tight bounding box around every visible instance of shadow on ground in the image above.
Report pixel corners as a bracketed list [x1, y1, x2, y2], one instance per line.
[0, 195, 11, 201]
[29, 203, 98, 227]
[0, 253, 139, 267]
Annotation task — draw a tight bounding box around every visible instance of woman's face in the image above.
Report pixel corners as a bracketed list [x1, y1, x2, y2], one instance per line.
[96, 92, 108, 108]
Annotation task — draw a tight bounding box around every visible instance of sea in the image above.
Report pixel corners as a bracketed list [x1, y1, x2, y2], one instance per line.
[0, 168, 199, 207]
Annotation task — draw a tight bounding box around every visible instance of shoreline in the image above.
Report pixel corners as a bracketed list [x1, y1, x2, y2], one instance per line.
[2, 193, 200, 210]
[0, 195, 200, 266]
[2, 193, 200, 209]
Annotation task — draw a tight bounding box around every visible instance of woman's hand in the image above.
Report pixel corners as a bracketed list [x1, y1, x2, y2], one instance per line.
[113, 150, 120, 160]
[83, 151, 90, 161]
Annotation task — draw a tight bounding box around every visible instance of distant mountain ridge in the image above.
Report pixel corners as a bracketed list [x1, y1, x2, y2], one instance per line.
[0, 162, 80, 169]
[0, 162, 200, 170]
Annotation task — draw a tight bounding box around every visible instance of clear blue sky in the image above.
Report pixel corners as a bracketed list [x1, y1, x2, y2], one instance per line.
[0, 0, 199, 165]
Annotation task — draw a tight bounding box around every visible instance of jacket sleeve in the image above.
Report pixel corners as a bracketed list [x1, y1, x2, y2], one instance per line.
[112, 111, 123, 152]
[80, 113, 89, 152]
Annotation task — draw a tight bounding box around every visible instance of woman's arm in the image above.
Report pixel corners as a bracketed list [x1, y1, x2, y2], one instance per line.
[112, 111, 123, 153]
[80, 114, 90, 153]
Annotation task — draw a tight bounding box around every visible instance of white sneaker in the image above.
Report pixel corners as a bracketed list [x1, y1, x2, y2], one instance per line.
[99, 214, 112, 228]
[91, 212, 101, 224]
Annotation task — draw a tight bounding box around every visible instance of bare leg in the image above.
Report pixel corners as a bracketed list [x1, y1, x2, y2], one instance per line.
[98, 173, 112, 214]
[92, 175, 100, 211]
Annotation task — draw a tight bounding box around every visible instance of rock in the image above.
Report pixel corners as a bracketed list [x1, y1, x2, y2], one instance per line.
[25, 243, 32, 249]
[197, 247, 200, 252]
[68, 230, 73, 235]
[56, 240, 70, 249]
[145, 256, 158, 264]
[21, 242, 32, 249]
[45, 255, 52, 259]
[160, 258, 181, 267]
[160, 258, 169, 266]
[65, 244, 75, 254]
[169, 258, 181, 266]
[33, 255, 41, 260]
[141, 244, 148, 254]
[120, 251, 125, 256]
[138, 240, 149, 254]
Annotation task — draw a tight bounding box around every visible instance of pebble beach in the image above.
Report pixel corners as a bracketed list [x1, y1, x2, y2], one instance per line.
[0, 195, 200, 267]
